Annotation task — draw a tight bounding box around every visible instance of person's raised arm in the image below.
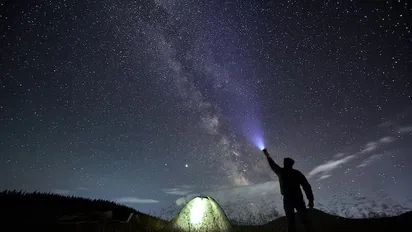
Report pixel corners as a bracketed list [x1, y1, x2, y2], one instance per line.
[262, 149, 281, 175]
[299, 172, 314, 208]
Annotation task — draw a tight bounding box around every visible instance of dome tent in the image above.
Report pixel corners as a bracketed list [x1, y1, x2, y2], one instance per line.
[163, 196, 233, 232]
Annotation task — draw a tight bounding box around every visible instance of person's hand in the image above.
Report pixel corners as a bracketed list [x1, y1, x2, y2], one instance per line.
[308, 201, 314, 209]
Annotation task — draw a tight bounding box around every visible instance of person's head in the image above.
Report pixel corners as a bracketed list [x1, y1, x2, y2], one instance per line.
[283, 157, 295, 169]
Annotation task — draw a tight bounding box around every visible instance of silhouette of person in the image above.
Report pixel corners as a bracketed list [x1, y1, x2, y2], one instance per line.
[262, 148, 315, 232]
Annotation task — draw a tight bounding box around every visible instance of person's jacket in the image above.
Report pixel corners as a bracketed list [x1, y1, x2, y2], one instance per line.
[266, 156, 314, 202]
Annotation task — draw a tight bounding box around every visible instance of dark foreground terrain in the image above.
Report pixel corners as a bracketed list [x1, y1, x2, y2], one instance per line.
[1, 190, 411, 231]
[235, 208, 412, 232]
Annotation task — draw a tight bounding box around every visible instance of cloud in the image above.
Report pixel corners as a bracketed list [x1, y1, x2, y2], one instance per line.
[163, 185, 194, 196]
[333, 153, 346, 158]
[175, 181, 281, 207]
[397, 126, 412, 133]
[176, 193, 201, 206]
[357, 154, 381, 168]
[308, 155, 355, 179]
[377, 120, 395, 128]
[52, 189, 74, 196]
[360, 142, 378, 154]
[360, 135, 396, 154]
[318, 174, 332, 181]
[309, 132, 398, 180]
[379, 136, 395, 143]
[176, 198, 187, 206]
[114, 197, 159, 204]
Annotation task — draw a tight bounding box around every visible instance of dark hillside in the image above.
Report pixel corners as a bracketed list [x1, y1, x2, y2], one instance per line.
[2, 190, 412, 232]
[0, 190, 167, 231]
[0, 190, 136, 222]
[256, 208, 412, 232]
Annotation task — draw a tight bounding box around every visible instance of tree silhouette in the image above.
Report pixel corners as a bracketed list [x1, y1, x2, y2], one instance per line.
[0, 189, 138, 224]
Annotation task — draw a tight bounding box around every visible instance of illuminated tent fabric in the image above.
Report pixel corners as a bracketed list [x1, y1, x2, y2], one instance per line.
[163, 196, 233, 232]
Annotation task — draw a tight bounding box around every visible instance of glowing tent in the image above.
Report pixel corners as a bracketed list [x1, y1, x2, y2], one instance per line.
[163, 196, 233, 232]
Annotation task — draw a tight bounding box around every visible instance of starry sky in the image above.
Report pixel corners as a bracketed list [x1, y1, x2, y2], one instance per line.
[1, 0, 411, 219]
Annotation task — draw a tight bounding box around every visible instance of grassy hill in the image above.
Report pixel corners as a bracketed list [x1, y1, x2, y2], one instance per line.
[1, 190, 411, 232]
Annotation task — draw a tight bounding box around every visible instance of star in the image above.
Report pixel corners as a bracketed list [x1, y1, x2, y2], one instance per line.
[0, 0, 411, 220]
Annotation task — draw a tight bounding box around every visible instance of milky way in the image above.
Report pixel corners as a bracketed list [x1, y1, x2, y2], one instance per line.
[1, 0, 411, 220]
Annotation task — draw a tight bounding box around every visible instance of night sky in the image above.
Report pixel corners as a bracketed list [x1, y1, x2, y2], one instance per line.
[1, 0, 411, 219]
